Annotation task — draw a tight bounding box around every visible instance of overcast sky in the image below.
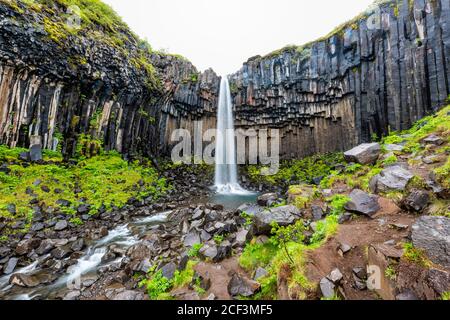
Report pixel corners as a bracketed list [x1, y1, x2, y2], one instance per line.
[103, 0, 375, 75]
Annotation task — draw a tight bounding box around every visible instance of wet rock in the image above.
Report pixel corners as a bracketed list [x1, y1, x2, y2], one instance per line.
[15, 238, 41, 256]
[3, 257, 19, 275]
[54, 220, 68, 231]
[10, 271, 56, 288]
[319, 277, 336, 299]
[345, 189, 380, 217]
[257, 193, 278, 206]
[412, 216, 450, 268]
[70, 238, 85, 252]
[370, 165, 414, 193]
[35, 239, 55, 255]
[183, 231, 201, 247]
[228, 273, 260, 298]
[402, 190, 430, 213]
[51, 245, 72, 259]
[253, 205, 301, 235]
[344, 143, 381, 165]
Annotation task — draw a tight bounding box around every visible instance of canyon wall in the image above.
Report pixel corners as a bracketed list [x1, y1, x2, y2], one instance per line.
[230, 0, 450, 159]
[0, 1, 220, 159]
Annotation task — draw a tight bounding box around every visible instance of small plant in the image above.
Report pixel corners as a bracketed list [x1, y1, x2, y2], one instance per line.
[140, 269, 172, 300]
[213, 234, 226, 245]
[187, 243, 203, 258]
[385, 265, 397, 280]
[441, 292, 450, 301]
[69, 217, 83, 226]
[270, 221, 305, 265]
[240, 211, 253, 227]
[402, 242, 432, 268]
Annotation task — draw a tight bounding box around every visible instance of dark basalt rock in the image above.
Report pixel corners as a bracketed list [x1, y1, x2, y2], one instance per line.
[253, 205, 301, 235]
[344, 143, 381, 165]
[412, 216, 450, 268]
[345, 189, 380, 217]
[402, 189, 430, 213]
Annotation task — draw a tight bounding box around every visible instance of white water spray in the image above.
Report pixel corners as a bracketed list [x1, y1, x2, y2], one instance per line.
[214, 77, 249, 195]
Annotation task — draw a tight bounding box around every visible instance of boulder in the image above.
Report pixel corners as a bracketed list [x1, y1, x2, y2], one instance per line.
[51, 245, 72, 259]
[160, 262, 177, 280]
[228, 273, 260, 297]
[257, 193, 278, 206]
[402, 190, 430, 212]
[54, 220, 68, 231]
[344, 143, 381, 165]
[344, 189, 380, 217]
[327, 268, 344, 284]
[319, 277, 336, 299]
[183, 231, 201, 247]
[370, 165, 414, 193]
[29, 144, 42, 162]
[253, 205, 301, 235]
[15, 238, 41, 256]
[3, 257, 19, 275]
[412, 216, 450, 268]
[35, 239, 55, 255]
[423, 134, 444, 146]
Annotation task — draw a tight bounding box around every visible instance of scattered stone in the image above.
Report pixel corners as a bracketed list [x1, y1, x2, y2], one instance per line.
[56, 199, 70, 207]
[370, 165, 414, 193]
[191, 272, 211, 292]
[235, 229, 250, 246]
[338, 243, 352, 256]
[35, 239, 55, 255]
[396, 291, 419, 300]
[113, 290, 144, 300]
[338, 212, 352, 224]
[29, 144, 42, 162]
[3, 257, 19, 275]
[344, 143, 381, 165]
[412, 216, 450, 268]
[423, 134, 444, 146]
[257, 193, 278, 206]
[327, 268, 344, 284]
[345, 189, 380, 217]
[77, 204, 90, 214]
[15, 238, 40, 256]
[319, 277, 336, 299]
[160, 262, 177, 280]
[385, 144, 404, 152]
[402, 190, 430, 212]
[253, 205, 301, 235]
[236, 203, 264, 216]
[54, 220, 68, 231]
[311, 205, 324, 221]
[51, 245, 72, 259]
[40, 185, 50, 193]
[228, 273, 260, 297]
[183, 231, 201, 247]
[70, 238, 85, 252]
[206, 293, 216, 300]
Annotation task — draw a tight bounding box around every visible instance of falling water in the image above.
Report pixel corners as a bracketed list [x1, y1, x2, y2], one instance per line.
[214, 77, 248, 195]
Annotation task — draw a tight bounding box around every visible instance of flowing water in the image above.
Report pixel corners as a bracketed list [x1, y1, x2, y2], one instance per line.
[0, 211, 171, 300]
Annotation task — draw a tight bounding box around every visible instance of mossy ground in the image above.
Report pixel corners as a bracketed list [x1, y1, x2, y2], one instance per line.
[0, 145, 169, 233]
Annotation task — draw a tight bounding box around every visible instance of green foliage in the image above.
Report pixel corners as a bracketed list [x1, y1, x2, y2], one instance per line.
[385, 265, 397, 280]
[441, 292, 450, 301]
[402, 242, 432, 268]
[187, 243, 203, 258]
[247, 153, 343, 187]
[213, 234, 226, 245]
[382, 155, 398, 166]
[0, 145, 168, 229]
[239, 242, 279, 272]
[140, 261, 198, 300]
[270, 221, 305, 265]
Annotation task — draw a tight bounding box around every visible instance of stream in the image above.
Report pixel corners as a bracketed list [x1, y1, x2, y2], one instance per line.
[0, 192, 258, 300]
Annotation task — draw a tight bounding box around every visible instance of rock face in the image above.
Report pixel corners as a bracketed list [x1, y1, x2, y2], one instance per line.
[0, 2, 219, 158]
[230, 0, 450, 159]
[412, 216, 450, 268]
[1, 0, 448, 160]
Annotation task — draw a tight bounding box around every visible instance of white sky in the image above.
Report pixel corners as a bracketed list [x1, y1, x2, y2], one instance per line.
[103, 0, 375, 75]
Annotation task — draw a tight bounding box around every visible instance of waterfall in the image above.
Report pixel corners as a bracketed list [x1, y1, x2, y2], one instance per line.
[214, 77, 247, 194]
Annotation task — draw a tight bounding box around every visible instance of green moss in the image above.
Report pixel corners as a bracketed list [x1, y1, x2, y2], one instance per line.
[402, 242, 432, 268]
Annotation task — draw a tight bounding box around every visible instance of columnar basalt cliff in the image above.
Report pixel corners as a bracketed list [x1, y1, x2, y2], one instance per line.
[230, 0, 450, 159]
[0, 1, 220, 158]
